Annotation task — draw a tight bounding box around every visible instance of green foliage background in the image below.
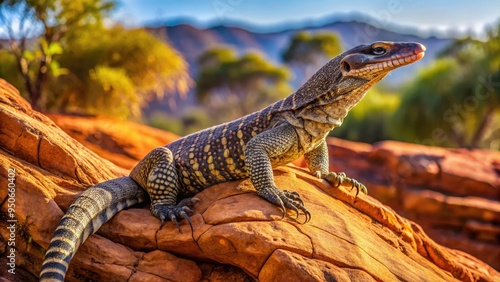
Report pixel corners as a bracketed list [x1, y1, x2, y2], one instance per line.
[47, 26, 190, 119]
[0, 0, 190, 119]
[390, 24, 500, 149]
[331, 88, 401, 143]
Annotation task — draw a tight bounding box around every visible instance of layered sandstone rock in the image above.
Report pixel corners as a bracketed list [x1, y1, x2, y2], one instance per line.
[0, 79, 499, 281]
[45, 114, 179, 170]
[296, 138, 500, 270]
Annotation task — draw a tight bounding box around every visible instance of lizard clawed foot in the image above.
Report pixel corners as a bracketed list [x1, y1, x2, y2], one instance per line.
[259, 186, 311, 224]
[283, 190, 304, 205]
[318, 171, 368, 196]
[151, 197, 201, 233]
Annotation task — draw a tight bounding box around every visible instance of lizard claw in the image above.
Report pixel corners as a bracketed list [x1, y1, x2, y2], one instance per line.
[321, 172, 368, 196]
[259, 186, 311, 223]
[275, 196, 286, 219]
[349, 179, 367, 196]
[179, 210, 194, 235]
[170, 215, 180, 231]
[283, 190, 304, 205]
[152, 197, 200, 233]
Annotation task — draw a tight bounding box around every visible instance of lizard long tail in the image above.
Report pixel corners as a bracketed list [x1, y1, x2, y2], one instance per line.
[39, 177, 147, 281]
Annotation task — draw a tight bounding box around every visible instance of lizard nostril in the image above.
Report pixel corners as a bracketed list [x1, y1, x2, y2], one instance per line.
[341, 61, 351, 73]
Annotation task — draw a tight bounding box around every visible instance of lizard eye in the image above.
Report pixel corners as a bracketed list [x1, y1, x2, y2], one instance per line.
[372, 46, 386, 55]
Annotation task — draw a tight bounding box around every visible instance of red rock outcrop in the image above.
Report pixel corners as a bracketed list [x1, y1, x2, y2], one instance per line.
[1, 79, 499, 282]
[295, 138, 500, 270]
[46, 114, 179, 170]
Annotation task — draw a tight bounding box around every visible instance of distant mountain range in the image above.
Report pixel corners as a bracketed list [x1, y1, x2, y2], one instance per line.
[145, 16, 455, 114]
[147, 12, 472, 38]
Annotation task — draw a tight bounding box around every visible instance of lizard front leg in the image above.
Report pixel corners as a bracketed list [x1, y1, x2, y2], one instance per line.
[245, 123, 311, 222]
[131, 147, 199, 231]
[305, 139, 368, 196]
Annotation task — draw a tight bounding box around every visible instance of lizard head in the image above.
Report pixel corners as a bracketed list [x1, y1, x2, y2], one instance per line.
[339, 41, 426, 80]
[325, 41, 426, 112]
[287, 41, 425, 115]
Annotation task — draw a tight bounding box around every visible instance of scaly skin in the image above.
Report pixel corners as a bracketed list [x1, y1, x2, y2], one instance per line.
[40, 41, 425, 281]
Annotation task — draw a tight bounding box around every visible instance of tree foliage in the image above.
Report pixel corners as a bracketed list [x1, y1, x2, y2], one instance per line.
[0, 0, 115, 109]
[196, 46, 291, 123]
[0, 0, 190, 119]
[282, 31, 342, 82]
[46, 26, 190, 118]
[391, 23, 500, 149]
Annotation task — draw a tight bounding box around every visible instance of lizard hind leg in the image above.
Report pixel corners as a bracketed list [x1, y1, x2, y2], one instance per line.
[144, 147, 200, 233]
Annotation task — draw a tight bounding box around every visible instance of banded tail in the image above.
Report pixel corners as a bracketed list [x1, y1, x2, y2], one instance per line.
[40, 177, 147, 281]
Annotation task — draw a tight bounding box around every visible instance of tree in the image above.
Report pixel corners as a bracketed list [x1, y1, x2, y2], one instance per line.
[282, 31, 342, 83]
[196, 47, 291, 122]
[391, 23, 500, 149]
[0, 1, 191, 119]
[0, 0, 115, 109]
[46, 26, 190, 119]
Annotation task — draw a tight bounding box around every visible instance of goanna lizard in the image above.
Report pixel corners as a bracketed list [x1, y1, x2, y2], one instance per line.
[40, 41, 425, 281]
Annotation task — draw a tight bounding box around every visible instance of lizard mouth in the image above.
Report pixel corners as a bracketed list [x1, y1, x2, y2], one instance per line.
[341, 43, 426, 77]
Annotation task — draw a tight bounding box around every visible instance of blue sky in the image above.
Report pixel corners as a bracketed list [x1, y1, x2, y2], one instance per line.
[113, 0, 499, 34]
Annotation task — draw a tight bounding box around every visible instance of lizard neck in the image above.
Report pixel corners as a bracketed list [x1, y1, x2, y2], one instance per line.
[275, 73, 385, 152]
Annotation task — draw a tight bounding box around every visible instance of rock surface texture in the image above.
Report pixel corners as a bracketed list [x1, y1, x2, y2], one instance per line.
[0, 79, 499, 281]
[295, 138, 500, 270]
[46, 113, 179, 170]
